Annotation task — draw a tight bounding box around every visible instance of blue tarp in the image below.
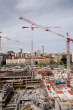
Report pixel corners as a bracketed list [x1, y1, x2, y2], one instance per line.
[56, 82, 66, 85]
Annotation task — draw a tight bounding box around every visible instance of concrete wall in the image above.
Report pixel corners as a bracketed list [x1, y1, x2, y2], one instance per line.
[6, 59, 25, 65]
[55, 99, 72, 110]
[6, 56, 58, 65]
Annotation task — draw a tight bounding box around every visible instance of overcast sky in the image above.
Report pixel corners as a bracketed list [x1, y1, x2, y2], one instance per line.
[0, 0, 73, 53]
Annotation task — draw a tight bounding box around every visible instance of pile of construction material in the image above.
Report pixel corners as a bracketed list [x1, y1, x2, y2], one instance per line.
[20, 88, 51, 110]
[0, 84, 14, 109]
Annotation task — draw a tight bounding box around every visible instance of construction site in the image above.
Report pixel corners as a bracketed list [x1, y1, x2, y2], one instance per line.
[0, 64, 73, 110]
[0, 0, 73, 110]
[0, 18, 73, 110]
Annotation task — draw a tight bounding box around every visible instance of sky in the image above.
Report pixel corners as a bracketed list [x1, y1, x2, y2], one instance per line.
[0, 0, 73, 53]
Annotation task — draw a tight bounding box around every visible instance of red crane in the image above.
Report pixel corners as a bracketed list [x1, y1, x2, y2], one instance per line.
[19, 16, 73, 87]
[0, 54, 14, 59]
[0, 33, 21, 51]
[0, 32, 21, 59]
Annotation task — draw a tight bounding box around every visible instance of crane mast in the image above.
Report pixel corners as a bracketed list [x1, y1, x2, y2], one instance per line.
[66, 32, 70, 71]
[31, 39, 34, 66]
[66, 32, 71, 86]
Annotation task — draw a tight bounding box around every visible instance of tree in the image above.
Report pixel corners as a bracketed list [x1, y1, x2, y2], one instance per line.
[7, 51, 15, 54]
[59, 55, 67, 67]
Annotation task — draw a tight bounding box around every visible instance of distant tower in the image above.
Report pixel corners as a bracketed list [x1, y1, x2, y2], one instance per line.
[37, 50, 41, 56]
[20, 48, 22, 53]
[20, 48, 23, 58]
[41, 45, 44, 56]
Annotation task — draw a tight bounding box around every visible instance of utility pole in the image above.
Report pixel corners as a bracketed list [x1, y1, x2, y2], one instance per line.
[0, 32, 2, 50]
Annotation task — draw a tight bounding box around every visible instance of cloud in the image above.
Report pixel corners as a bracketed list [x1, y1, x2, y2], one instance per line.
[16, 0, 46, 11]
[0, 0, 73, 52]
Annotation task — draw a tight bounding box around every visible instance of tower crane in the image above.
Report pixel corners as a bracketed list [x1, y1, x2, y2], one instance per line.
[0, 33, 22, 59]
[19, 17, 61, 66]
[0, 33, 21, 50]
[19, 16, 73, 86]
